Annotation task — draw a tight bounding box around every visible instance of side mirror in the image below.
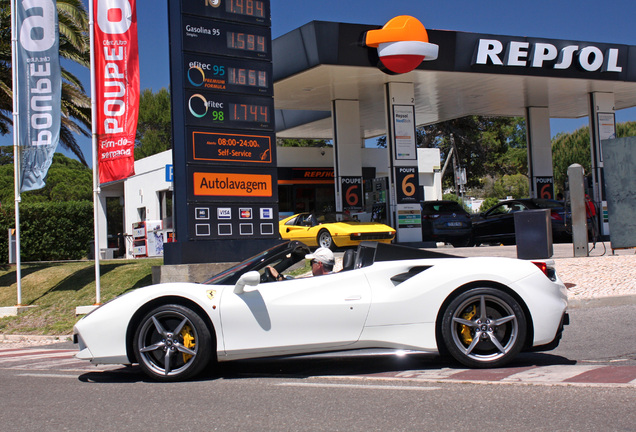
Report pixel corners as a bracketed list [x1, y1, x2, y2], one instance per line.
[234, 271, 261, 294]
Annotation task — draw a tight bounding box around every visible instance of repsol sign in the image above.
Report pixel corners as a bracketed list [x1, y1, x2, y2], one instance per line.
[472, 38, 623, 74]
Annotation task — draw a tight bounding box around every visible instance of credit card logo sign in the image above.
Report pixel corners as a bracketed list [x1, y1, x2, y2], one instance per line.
[218, 208, 231, 219]
[260, 208, 273, 219]
[240, 208, 252, 219]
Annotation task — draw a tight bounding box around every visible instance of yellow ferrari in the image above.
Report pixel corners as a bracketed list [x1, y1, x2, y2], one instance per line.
[279, 212, 396, 249]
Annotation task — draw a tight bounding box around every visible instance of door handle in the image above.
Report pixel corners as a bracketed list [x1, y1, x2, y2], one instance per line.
[345, 295, 362, 301]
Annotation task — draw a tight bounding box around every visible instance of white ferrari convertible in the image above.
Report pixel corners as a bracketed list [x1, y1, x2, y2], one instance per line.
[73, 241, 569, 381]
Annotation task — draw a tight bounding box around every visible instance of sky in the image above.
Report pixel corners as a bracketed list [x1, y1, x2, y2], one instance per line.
[6, 0, 636, 164]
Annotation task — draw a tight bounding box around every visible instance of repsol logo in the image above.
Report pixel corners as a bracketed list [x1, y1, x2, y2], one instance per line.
[473, 39, 622, 73]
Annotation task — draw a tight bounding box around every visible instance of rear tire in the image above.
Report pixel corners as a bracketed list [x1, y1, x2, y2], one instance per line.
[133, 304, 212, 381]
[317, 229, 334, 250]
[451, 236, 472, 248]
[440, 288, 526, 368]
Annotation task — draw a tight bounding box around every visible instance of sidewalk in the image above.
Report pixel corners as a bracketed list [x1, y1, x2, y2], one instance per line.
[439, 241, 636, 308]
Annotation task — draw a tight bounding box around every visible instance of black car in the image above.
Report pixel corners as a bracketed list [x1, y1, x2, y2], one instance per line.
[421, 200, 473, 247]
[472, 198, 572, 245]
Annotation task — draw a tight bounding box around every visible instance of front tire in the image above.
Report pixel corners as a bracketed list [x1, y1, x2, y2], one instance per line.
[440, 288, 526, 368]
[133, 304, 212, 381]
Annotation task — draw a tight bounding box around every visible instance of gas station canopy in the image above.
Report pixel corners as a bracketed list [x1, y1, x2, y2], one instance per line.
[273, 21, 636, 139]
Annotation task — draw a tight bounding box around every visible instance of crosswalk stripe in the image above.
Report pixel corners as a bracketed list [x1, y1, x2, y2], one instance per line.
[0, 349, 74, 358]
[9, 358, 85, 370]
[0, 351, 76, 365]
[501, 365, 600, 383]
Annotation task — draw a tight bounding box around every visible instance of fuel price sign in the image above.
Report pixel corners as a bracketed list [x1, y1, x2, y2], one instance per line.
[184, 53, 272, 96]
[182, 16, 270, 60]
[168, 0, 278, 262]
[181, 0, 271, 26]
[186, 91, 273, 131]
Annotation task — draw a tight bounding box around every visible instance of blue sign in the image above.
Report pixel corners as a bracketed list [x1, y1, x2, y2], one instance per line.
[166, 164, 173, 182]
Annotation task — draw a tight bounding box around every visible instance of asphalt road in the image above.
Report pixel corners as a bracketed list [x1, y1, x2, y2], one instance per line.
[1, 304, 635, 431]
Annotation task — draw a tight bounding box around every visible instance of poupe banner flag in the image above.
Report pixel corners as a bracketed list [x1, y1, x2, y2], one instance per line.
[17, 0, 62, 192]
[94, 0, 139, 183]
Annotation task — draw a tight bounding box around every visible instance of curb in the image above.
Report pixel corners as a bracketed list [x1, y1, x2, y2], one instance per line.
[0, 334, 72, 343]
[567, 294, 636, 309]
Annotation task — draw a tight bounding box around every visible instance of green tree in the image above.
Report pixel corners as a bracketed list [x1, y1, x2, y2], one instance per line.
[277, 138, 331, 147]
[0, 0, 91, 165]
[551, 127, 591, 196]
[551, 120, 636, 196]
[492, 174, 529, 198]
[378, 116, 527, 189]
[135, 88, 173, 159]
[480, 196, 500, 212]
[0, 153, 91, 205]
[616, 120, 636, 137]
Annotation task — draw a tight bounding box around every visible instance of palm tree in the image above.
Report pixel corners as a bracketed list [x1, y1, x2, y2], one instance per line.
[0, 0, 91, 165]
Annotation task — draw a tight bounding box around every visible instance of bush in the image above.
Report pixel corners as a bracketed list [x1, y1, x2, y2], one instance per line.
[480, 197, 500, 212]
[0, 201, 94, 263]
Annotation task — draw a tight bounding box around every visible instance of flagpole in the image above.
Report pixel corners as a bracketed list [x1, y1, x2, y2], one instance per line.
[89, 0, 101, 305]
[10, 0, 22, 306]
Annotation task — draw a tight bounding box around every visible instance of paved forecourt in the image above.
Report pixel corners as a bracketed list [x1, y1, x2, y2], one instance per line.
[1, 346, 635, 388]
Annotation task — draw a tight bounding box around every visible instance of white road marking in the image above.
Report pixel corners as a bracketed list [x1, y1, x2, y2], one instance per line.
[16, 373, 78, 379]
[9, 358, 86, 369]
[394, 368, 468, 379]
[278, 382, 441, 391]
[501, 365, 601, 383]
[0, 352, 75, 365]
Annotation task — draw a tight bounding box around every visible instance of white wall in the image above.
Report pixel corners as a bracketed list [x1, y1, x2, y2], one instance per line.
[418, 148, 442, 201]
[123, 151, 172, 258]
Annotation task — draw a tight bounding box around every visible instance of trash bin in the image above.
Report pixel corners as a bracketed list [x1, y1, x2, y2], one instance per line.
[514, 209, 553, 259]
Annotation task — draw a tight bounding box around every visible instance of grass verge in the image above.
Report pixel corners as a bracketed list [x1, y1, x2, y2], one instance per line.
[0, 259, 162, 335]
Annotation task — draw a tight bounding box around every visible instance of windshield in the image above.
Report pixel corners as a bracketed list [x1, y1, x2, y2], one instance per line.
[316, 212, 355, 223]
[532, 199, 563, 209]
[203, 241, 310, 285]
[203, 242, 289, 285]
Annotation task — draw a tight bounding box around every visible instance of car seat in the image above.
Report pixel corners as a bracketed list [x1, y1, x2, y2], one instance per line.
[342, 249, 356, 271]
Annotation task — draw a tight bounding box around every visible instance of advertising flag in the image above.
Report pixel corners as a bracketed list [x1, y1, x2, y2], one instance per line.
[94, 0, 139, 183]
[16, 0, 62, 192]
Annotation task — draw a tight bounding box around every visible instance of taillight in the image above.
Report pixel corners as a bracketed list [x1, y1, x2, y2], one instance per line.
[532, 261, 548, 275]
[551, 211, 563, 221]
[532, 261, 557, 281]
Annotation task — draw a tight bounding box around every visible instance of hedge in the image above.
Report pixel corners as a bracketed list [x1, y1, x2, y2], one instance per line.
[0, 201, 94, 263]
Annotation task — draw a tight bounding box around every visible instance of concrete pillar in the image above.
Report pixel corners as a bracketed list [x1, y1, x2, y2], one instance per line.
[384, 82, 422, 243]
[588, 92, 616, 237]
[525, 107, 555, 199]
[331, 99, 363, 213]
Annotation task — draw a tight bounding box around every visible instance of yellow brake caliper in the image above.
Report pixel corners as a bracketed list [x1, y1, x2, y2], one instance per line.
[460, 305, 476, 345]
[180, 325, 196, 363]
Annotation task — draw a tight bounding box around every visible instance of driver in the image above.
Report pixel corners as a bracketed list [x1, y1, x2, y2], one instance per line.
[305, 247, 335, 276]
[268, 247, 335, 281]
